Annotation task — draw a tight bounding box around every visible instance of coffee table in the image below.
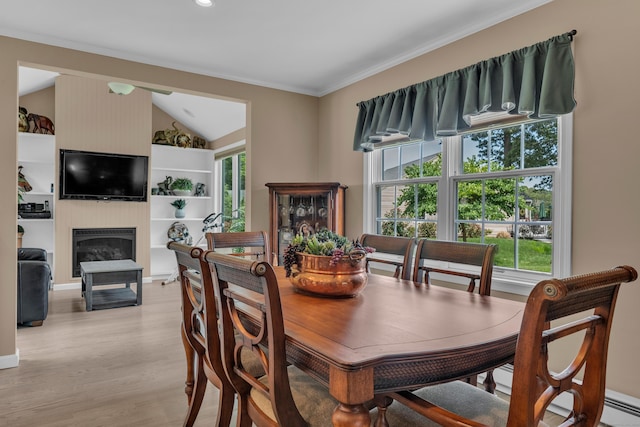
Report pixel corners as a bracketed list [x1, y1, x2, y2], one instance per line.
[80, 259, 143, 311]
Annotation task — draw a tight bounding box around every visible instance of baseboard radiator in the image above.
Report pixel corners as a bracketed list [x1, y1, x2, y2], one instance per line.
[483, 366, 640, 426]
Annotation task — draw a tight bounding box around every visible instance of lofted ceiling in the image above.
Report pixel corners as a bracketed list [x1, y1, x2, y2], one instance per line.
[9, 0, 552, 140]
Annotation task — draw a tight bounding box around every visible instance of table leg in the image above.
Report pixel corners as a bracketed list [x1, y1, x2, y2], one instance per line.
[331, 403, 371, 427]
[136, 270, 143, 306]
[85, 274, 93, 311]
[329, 366, 372, 427]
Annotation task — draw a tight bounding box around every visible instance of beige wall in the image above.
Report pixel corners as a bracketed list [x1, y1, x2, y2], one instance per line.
[1, 37, 318, 361]
[54, 75, 152, 283]
[319, 0, 640, 397]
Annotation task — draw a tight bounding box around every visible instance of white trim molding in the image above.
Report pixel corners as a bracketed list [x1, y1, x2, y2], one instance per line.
[0, 349, 19, 370]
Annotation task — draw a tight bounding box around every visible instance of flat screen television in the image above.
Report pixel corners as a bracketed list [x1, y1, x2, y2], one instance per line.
[59, 149, 149, 202]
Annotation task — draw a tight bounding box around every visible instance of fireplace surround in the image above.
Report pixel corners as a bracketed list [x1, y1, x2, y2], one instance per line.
[72, 228, 136, 277]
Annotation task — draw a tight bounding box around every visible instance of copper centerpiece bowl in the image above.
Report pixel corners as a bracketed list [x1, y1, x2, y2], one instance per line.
[289, 250, 368, 297]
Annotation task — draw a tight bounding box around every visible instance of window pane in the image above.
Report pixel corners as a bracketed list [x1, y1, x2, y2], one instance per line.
[457, 180, 482, 221]
[492, 125, 522, 171]
[382, 147, 400, 181]
[416, 221, 437, 239]
[400, 144, 420, 179]
[378, 185, 397, 220]
[421, 140, 442, 177]
[485, 178, 517, 221]
[519, 175, 553, 221]
[516, 237, 552, 273]
[462, 132, 488, 172]
[493, 234, 516, 269]
[395, 184, 414, 219]
[524, 119, 558, 168]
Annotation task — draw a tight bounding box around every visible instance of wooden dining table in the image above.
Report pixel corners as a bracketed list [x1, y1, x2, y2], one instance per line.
[270, 267, 525, 427]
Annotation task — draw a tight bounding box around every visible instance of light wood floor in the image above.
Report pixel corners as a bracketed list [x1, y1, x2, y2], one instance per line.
[1, 280, 607, 427]
[1, 280, 224, 426]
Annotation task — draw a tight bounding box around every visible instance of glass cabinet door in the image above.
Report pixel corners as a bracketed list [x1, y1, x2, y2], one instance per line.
[266, 182, 346, 265]
[276, 191, 333, 264]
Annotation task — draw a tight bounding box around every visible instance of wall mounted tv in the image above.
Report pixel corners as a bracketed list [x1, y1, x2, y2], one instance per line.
[59, 149, 149, 202]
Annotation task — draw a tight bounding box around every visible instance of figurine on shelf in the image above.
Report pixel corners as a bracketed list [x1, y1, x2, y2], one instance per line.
[18, 107, 29, 132]
[157, 176, 173, 195]
[194, 182, 206, 197]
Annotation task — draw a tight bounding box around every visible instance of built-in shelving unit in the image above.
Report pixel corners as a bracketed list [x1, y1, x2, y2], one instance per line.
[18, 132, 55, 271]
[150, 144, 215, 277]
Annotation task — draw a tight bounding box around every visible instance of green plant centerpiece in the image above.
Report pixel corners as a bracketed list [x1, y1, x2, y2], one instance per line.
[284, 230, 374, 297]
[170, 177, 193, 196]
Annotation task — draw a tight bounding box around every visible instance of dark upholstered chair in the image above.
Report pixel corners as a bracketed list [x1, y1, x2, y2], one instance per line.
[17, 248, 51, 326]
[373, 265, 638, 427]
[358, 234, 415, 280]
[205, 230, 272, 263]
[204, 251, 338, 426]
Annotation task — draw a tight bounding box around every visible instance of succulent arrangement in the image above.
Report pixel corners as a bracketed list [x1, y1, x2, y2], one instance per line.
[170, 199, 187, 209]
[283, 230, 374, 277]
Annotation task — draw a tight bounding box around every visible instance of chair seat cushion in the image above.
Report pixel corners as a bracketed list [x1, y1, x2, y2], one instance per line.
[250, 365, 337, 426]
[374, 381, 510, 426]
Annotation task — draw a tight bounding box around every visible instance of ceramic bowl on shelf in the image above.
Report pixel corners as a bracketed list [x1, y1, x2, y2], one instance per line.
[172, 189, 192, 197]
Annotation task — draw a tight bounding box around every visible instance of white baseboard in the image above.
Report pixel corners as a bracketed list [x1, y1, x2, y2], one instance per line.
[484, 366, 640, 426]
[0, 349, 19, 370]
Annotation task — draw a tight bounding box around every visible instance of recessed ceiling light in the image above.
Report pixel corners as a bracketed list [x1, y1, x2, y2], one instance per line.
[194, 0, 214, 7]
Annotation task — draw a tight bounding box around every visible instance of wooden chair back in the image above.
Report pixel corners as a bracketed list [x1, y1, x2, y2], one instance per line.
[205, 230, 272, 263]
[204, 251, 307, 427]
[386, 265, 638, 427]
[167, 241, 234, 426]
[412, 239, 497, 296]
[358, 234, 415, 280]
[506, 265, 637, 425]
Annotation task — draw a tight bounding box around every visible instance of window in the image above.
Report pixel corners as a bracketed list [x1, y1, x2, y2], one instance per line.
[365, 115, 572, 293]
[216, 151, 246, 232]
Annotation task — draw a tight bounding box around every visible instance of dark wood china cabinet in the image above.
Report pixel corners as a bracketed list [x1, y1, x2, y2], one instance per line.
[265, 182, 347, 265]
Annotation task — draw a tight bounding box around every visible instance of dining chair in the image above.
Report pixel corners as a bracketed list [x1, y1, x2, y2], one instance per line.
[203, 251, 339, 426]
[412, 238, 498, 391]
[205, 230, 272, 263]
[168, 241, 234, 427]
[168, 241, 264, 427]
[412, 239, 497, 296]
[372, 265, 638, 427]
[358, 234, 415, 280]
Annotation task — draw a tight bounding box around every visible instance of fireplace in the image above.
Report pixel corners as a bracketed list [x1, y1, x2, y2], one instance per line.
[72, 228, 136, 277]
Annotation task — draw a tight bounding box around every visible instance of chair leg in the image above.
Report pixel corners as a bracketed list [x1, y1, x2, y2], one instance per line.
[183, 356, 207, 427]
[373, 395, 393, 427]
[236, 395, 253, 427]
[181, 327, 195, 403]
[215, 376, 236, 427]
[30, 320, 44, 327]
[483, 369, 496, 394]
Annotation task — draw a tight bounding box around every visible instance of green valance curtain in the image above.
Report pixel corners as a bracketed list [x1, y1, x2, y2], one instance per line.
[353, 31, 577, 152]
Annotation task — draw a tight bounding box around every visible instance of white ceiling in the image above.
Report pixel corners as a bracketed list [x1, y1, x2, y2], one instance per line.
[9, 0, 551, 140]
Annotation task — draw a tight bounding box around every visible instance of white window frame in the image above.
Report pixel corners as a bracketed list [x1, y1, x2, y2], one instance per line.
[363, 114, 573, 296]
[212, 141, 246, 230]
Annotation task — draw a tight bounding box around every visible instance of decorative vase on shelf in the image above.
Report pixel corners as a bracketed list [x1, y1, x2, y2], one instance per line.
[170, 199, 187, 218]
